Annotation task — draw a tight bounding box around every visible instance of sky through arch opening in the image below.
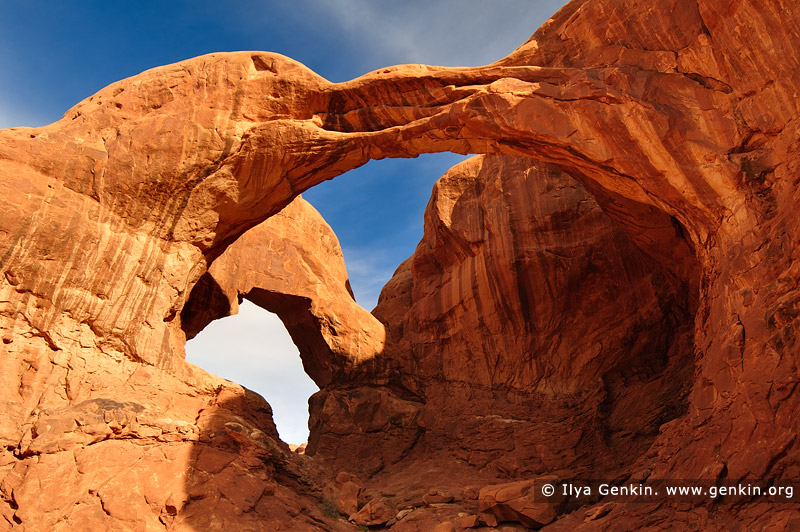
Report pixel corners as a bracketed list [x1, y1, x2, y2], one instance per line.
[184, 300, 318, 446]
[303, 152, 470, 310]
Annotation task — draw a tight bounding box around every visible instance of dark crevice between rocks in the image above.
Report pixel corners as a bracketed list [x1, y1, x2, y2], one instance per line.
[580, 170, 701, 469]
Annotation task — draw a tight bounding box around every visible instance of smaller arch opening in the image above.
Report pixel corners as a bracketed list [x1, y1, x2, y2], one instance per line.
[184, 299, 319, 446]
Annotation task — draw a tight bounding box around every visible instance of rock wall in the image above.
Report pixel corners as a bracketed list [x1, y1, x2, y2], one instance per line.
[309, 154, 696, 486]
[1, 0, 799, 529]
[0, 195, 368, 531]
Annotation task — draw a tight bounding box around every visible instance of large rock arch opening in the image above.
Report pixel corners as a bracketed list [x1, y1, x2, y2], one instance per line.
[1, 0, 798, 529]
[307, 153, 701, 501]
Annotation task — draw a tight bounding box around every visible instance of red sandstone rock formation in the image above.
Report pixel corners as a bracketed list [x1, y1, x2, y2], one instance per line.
[310, 154, 696, 484]
[0, 197, 364, 531]
[477, 477, 560, 528]
[181, 196, 385, 387]
[1, 0, 799, 529]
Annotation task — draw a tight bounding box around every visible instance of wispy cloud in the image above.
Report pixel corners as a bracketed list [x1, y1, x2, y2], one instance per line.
[307, 0, 566, 68]
[341, 245, 408, 311]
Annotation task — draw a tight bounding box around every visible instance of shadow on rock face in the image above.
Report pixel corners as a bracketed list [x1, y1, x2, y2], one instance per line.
[301, 156, 703, 528]
[181, 273, 232, 341]
[159, 154, 705, 532]
[172, 385, 357, 532]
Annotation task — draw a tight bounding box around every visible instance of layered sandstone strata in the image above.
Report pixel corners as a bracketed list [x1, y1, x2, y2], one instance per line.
[1, 0, 798, 529]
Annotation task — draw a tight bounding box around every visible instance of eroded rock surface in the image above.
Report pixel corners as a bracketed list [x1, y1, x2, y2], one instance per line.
[1, 0, 799, 529]
[0, 200, 365, 531]
[311, 154, 696, 485]
[181, 196, 385, 387]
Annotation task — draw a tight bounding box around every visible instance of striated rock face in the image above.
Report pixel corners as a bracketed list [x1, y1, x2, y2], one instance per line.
[0, 196, 368, 531]
[310, 154, 696, 485]
[1, 0, 799, 529]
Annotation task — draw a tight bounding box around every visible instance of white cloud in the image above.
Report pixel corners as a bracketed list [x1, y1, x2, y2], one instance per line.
[341, 246, 408, 311]
[184, 300, 319, 445]
[309, 0, 566, 68]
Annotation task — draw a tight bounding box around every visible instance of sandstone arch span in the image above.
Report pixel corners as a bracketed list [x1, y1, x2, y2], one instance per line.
[1, 0, 799, 529]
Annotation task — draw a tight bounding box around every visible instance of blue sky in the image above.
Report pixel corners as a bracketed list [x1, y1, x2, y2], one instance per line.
[1, 0, 567, 444]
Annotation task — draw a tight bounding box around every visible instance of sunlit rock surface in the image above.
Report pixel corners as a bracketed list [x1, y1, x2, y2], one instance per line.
[181, 196, 385, 388]
[1, 0, 799, 529]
